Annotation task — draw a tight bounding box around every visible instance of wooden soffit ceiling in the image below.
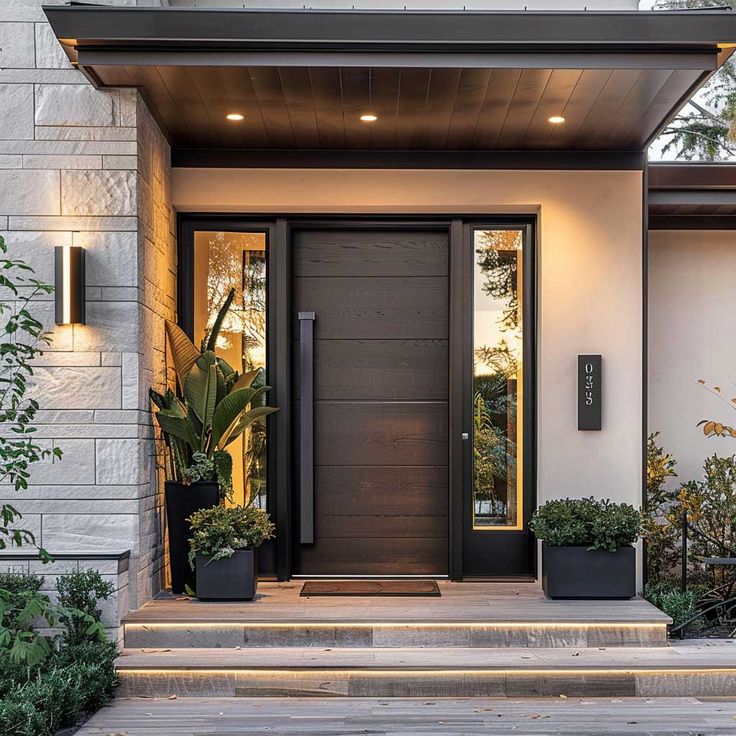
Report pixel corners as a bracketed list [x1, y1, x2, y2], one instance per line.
[649, 164, 736, 229]
[44, 6, 736, 154]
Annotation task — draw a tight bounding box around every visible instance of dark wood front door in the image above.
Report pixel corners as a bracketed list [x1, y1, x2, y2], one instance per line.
[292, 226, 449, 576]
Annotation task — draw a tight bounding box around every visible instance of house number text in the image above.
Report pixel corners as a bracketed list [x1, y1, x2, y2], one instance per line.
[578, 354, 602, 431]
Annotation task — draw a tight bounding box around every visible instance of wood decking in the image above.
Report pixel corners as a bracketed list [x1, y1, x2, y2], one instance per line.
[75, 696, 736, 735]
[124, 581, 671, 623]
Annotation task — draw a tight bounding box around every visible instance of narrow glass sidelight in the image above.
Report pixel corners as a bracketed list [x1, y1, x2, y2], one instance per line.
[472, 228, 524, 531]
[193, 231, 268, 509]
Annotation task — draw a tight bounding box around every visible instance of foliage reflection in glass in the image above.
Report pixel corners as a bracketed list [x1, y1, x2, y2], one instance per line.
[194, 232, 267, 509]
[472, 229, 523, 529]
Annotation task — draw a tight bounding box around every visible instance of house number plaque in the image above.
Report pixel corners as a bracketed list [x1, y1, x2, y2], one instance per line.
[578, 355, 602, 431]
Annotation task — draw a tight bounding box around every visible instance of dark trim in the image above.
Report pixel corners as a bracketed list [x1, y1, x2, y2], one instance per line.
[448, 218, 464, 581]
[176, 215, 280, 577]
[42, 6, 736, 51]
[649, 215, 736, 230]
[0, 551, 130, 561]
[642, 162, 649, 587]
[77, 49, 718, 71]
[460, 218, 537, 580]
[173, 149, 648, 170]
[649, 162, 736, 189]
[273, 218, 291, 581]
[649, 189, 736, 206]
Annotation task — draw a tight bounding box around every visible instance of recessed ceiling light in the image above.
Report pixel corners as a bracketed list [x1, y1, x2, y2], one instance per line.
[226, 113, 244, 121]
[360, 114, 378, 123]
[548, 115, 566, 125]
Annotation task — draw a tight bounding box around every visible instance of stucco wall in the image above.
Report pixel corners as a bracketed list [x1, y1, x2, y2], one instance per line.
[0, 0, 173, 615]
[648, 229, 736, 486]
[173, 168, 644, 515]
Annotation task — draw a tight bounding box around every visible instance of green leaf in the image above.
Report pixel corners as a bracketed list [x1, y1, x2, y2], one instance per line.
[210, 387, 259, 449]
[154, 412, 198, 450]
[165, 320, 201, 391]
[224, 405, 278, 447]
[184, 359, 218, 430]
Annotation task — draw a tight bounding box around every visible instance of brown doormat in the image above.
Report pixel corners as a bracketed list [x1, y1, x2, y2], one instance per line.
[300, 580, 441, 597]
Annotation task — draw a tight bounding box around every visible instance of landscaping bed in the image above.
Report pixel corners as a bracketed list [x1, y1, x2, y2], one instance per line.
[0, 570, 118, 736]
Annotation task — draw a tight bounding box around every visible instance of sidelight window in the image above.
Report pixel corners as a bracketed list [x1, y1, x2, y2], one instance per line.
[472, 228, 524, 530]
[193, 230, 268, 509]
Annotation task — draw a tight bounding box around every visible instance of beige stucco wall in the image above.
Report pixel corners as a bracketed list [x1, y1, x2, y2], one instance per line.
[648, 229, 736, 485]
[173, 168, 644, 519]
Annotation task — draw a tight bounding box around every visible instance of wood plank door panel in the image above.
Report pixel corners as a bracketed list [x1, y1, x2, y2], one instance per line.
[292, 227, 449, 576]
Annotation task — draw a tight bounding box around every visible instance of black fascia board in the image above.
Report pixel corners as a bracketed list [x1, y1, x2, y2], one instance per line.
[43, 6, 736, 53]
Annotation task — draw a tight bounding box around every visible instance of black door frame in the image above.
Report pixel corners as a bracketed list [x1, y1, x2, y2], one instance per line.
[178, 213, 536, 581]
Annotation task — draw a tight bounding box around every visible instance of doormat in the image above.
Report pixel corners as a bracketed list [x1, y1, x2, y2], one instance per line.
[300, 580, 441, 597]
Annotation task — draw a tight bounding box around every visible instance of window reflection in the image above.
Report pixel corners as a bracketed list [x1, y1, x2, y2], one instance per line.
[193, 231, 267, 509]
[473, 229, 523, 530]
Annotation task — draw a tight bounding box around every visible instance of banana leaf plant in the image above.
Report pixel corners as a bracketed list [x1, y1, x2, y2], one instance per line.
[150, 289, 277, 497]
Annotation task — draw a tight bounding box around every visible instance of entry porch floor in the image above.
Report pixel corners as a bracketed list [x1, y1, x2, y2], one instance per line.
[124, 580, 670, 625]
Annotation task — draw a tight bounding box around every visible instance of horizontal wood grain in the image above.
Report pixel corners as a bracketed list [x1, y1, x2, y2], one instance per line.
[295, 536, 448, 575]
[293, 339, 448, 400]
[293, 229, 448, 277]
[293, 276, 448, 339]
[301, 401, 448, 466]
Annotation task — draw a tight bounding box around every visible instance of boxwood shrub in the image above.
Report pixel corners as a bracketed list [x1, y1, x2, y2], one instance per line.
[529, 497, 642, 552]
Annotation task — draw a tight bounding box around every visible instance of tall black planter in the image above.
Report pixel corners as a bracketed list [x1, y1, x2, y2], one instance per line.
[165, 480, 219, 594]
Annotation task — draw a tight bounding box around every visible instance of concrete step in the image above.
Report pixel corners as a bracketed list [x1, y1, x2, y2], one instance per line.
[115, 641, 736, 698]
[123, 619, 669, 649]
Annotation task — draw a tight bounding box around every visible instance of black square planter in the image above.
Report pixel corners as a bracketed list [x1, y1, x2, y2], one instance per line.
[541, 543, 636, 599]
[195, 549, 257, 600]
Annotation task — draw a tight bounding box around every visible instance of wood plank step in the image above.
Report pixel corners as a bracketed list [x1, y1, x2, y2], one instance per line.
[123, 621, 669, 649]
[115, 642, 736, 698]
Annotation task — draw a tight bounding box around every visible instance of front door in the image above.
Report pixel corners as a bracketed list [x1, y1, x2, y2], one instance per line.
[292, 226, 449, 576]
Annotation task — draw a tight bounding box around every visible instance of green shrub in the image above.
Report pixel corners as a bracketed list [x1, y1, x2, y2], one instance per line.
[0, 571, 118, 736]
[0, 572, 43, 632]
[644, 582, 704, 631]
[56, 569, 114, 647]
[188, 504, 275, 566]
[529, 497, 642, 552]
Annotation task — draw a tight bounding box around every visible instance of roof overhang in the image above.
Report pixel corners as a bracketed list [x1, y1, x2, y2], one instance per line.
[649, 163, 736, 230]
[43, 5, 736, 155]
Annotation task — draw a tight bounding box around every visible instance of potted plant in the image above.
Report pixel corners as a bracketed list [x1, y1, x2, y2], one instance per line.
[150, 290, 278, 593]
[188, 504, 275, 600]
[530, 497, 642, 599]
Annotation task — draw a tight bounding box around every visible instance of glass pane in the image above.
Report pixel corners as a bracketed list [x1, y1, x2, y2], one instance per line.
[472, 229, 523, 530]
[193, 231, 267, 509]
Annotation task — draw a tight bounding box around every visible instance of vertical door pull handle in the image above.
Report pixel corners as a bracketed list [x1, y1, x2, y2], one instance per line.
[298, 312, 315, 544]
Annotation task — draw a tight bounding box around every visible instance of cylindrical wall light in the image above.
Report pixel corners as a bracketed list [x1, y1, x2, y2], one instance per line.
[54, 245, 86, 325]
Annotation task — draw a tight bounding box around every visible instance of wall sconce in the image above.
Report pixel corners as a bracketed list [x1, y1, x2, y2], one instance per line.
[54, 245, 86, 325]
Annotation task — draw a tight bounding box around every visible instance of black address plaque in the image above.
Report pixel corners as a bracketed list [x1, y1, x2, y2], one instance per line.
[578, 354, 602, 431]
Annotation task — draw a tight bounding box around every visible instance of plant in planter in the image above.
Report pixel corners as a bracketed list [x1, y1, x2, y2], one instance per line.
[530, 497, 642, 599]
[188, 504, 275, 600]
[150, 290, 278, 593]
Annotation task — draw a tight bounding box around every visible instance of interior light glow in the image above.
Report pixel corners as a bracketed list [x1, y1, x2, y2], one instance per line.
[360, 114, 378, 122]
[226, 113, 245, 121]
[548, 115, 566, 124]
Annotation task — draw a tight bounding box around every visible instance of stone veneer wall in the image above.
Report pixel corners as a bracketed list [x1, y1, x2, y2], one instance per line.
[0, 0, 174, 620]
